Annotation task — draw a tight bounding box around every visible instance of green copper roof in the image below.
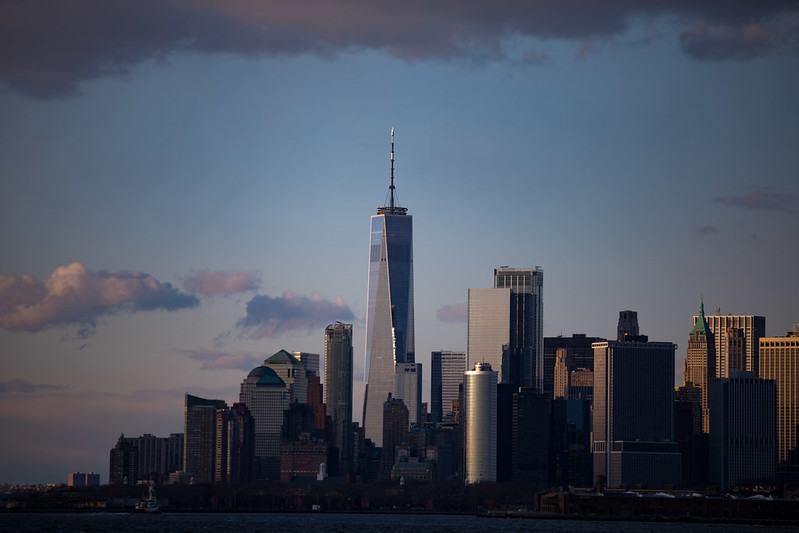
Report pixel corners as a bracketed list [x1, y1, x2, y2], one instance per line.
[265, 349, 299, 364]
[691, 297, 711, 336]
[255, 366, 285, 387]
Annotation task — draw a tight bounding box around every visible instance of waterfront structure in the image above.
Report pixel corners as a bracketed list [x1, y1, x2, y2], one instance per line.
[395, 362, 422, 427]
[760, 332, 799, 483]
[592, 338, 681, 489]
[463, 362, 498, 484]
[467, 287, 510, 382]
[494, 267, 544, 390]
[617, 310, 639, 340]
[684, 298, 716, 433]
[543, 334, 605, 399]
[240, 365, 289, 480]
[431, 350, 467, 423]
[708, 372, 776, 490]
[184, 394, 228, 484]
[264, 350, 307, 404]
[324, 321, 354, 475]
[694, 313, 766, 377]
[363, 129, 415, 447]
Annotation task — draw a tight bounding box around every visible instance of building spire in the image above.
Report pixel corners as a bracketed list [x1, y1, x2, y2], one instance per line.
[691, 296, 710, 336]
[377, 127, 407, 215]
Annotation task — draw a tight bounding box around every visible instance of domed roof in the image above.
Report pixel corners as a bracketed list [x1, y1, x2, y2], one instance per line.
[255, 366, 285, 387]
[247, 364, 271, 378]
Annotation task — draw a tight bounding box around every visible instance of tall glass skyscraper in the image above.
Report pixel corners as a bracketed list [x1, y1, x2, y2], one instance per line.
[363, 129, 415, 447]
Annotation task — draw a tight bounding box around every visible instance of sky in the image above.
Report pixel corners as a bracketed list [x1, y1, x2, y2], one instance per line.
[1, 1, 798, 485]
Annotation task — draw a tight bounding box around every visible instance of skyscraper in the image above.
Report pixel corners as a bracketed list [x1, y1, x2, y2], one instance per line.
[264, 350, 307, 405]
[592, 338, 681, 489]
[363, 129, 415, 447]
[467, 287, 510, 382]
[683, 298, 715, 433]
[325, 321, 353, 475]
[463, 362, 498, 485]
[395, 362, 422, 427]
[184, 393, 227, 484]
[617, 310, 639, 341]
[494, 267, 543, 390]
[240, 365, 289, 480]
[430, 350, 467, 423]
[694, 313, 766, 377]
[760, 332, 799, 483]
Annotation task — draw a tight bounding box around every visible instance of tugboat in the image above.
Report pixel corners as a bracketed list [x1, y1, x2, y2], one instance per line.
[134, 481, 161, 513]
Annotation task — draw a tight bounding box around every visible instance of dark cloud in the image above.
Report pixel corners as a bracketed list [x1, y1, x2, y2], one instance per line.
[237, 290, 354, 339]
[0, 379, 68, 394]
[436, 302, 468, 323]
[2, 1, 797, 98]
[176, 347, 265, 371]
[180, 269, 260, 297]
[0, 262, 199, 334]
[693, 225, 718, 236]
[714, 188, 796, 213]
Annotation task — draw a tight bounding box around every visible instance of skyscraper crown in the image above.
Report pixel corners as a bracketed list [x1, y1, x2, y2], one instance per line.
[377, 127, 408, 215]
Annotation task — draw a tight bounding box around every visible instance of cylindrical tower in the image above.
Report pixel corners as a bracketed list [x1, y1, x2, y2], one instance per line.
[463, 362, 498, 484]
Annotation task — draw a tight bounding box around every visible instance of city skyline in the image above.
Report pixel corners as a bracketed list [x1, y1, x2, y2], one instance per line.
[1, 2, 798, 485]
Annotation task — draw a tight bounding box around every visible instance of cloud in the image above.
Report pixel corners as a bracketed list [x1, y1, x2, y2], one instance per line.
[575, 40, 597, 62]
[0, 379, 68, 394]
[2, 1, 797, 98]
[693, 225, 718, 236]
[714, 188, 796, 213]
[519, 48, 551, 66]
[180, 269, 260, 296]
[176, 347, 265, 371]
[237, 290, 355, 339]
[437, 302, 468, 323]
[0, 262, 199, 334]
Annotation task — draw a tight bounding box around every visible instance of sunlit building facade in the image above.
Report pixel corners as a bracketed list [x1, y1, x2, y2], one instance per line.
[463, 362, 498, 484]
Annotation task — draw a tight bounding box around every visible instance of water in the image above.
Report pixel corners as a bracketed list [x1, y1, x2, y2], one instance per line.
[0, 512, 793, 533]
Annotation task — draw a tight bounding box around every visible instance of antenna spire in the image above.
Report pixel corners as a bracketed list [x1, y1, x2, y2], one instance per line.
[389, 127, 395, 209]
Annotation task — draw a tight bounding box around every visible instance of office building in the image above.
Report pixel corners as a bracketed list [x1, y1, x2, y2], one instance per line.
[324, 321, 354, 475]
[494, 267, 544, 390]
[68, 472, 100, 487]
[108, 432, 184, 485]
[467, 287, 510, 382]
[543, 334, 605, 399]
[240, 365, 289, 480]
[553, 348, 571, 399]
[617, 310, 639, 340]
[363, 129, 415, 447]
[760, 332, 799, 483]
[380, 394, 409, 481]
[215, 403, 254, 484]
[592, 338, 681, 489]
[512, 389, 551, 486]
[463, 362, 498, 484]
[184, 394, 228, 484]
[431, 350, 467, 423]
[395, 362, 422, 426]
[709, 372, 776, 490]
[264, 349, 307, 405]
[683, 298, 715, 433]
[293, 351, 320, 379]
[694, 313, 766, 377]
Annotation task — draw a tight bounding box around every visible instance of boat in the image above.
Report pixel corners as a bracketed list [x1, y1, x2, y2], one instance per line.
[134, 481, 161, 513]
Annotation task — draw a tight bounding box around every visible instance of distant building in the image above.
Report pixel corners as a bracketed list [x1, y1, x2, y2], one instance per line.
[494, 267, 544, 390]
[324, 322, 353, 475]
[380, 394, 409, 481]
[760, 332, 799, 484]
[395, 362, 422, 427]
[543, 334, 605, 399]
[109, 433, 183, 485]
[215, 403, 255, 484]
[293, 351, 320, 379]
[264, 350, 307, 404]
[184, 394, 228, 484]
[568, 368, 593, 402]
[592, 338, 681, 489]
[553, 348, 571, 399]
[280, 439, 329, 482]
[512, 388, 551, 486]
[617, 310, 639, 341]
[467, 287, 510, 383]
[240, 365, 289, 480]
[362, 130, 415, 448]
[431, 350, 466, 423]
[463, 362, 498, 484]
[684, 298, 715, 433]
[68, 472, 100, 487]
[695, 314, 766, 378]
[709, 372, 776, 490]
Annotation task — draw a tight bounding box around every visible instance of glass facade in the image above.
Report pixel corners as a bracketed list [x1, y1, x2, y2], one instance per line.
[467, 288, 510, 383]
[363, 212, 414, 447]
